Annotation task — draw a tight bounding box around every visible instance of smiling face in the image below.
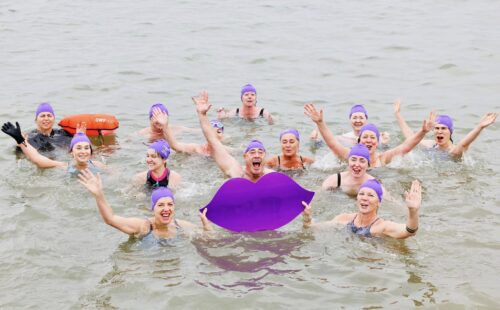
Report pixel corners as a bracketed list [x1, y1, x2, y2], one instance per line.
[35, 112, 55, 133]
[244, 148, 266, 176]
[350, 112, 367, 132]
[359, 130, 378, 154]
[356, 187, 380, 214]
[153, 197, 175, 225]
[433, 124, 452, 145]
[348, 155, 369, 177]
[241, 92, 256, 107]
[146, 149, 166, 171]
[280, 133, 299, 157]
[71, 142, 92, 164]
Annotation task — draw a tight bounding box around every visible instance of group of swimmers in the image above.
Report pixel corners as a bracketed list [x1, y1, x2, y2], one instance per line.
[2, 84, 498, 242]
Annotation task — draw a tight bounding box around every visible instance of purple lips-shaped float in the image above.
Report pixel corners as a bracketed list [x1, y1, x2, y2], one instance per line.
[200, 172, 315, 232]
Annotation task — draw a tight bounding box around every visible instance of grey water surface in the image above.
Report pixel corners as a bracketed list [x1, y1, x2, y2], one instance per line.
[1, 0, 499, 308]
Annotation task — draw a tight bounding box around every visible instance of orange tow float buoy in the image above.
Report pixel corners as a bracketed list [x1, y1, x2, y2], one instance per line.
[58, 114, 119, 136]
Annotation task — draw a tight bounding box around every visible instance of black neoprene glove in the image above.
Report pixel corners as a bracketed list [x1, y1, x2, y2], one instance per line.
[2, 122, 25, 145]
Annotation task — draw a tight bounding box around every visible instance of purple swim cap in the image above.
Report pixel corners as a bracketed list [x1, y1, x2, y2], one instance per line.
[348, 144, 370, 164]
[245, 139, 266, 153]
[210, 120, 224, 131]
[151, 187, 175, 210]
[359, 123, 380, 141]
[149, 103, 169, 119]
[240, 84, 257, 98]
[359, 179, 383, 202]
[279, 128, 300, 141]
[149, 139, 171, 159]
[436, 115, 454, 134]
[36, 103, 55, 118]
[69, 133, 91, 151]
[349, 104, 368, 119]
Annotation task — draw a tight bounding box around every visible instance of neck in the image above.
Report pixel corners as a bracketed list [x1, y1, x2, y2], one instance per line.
[356, 211, 378, 226]
[281, 153, 298, 161]
[152, 219, 172, 236]
[38, 128, 52, 136]
[74, 160, 89, 170]
[151, 165, 166, 177]
[353, 129, 360, 136]
[244, 167, 263, 182]
[240, 105, 258, 116]
[437, 140, 453, 150]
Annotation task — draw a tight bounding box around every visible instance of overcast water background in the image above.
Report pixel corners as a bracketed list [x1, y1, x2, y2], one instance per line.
[1, 0, 500, 308]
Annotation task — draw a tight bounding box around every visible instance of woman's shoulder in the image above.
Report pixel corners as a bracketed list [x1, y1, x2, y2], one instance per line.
[333, 213, 356, 224]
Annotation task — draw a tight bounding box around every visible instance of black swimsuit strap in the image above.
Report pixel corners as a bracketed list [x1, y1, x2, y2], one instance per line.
[259, 108, 264, 117]
[337, 173, 341, 187]
[300, 155, 305, 169]
[236, 107, 239, 116]
[277, 155, 281, 168]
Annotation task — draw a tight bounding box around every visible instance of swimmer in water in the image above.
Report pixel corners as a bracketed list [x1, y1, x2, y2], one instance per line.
[194, 91, 273, 182]
[138, 103, 189, 143]
[394, 99, 498, 158]
[322, 144, 378, 196]
[265, 128, 314, 171]
[24, 102, 72, 152]
[304, 103, 434, 167]
[133, 139, 181, 190]
[302, 179, 422, 239]
[79, 169, 211, 239]
[152, 107, 229, 157]
[2, 122, 105, 176]
[217, 84, 274, 124]
[310, 104, 390, 146]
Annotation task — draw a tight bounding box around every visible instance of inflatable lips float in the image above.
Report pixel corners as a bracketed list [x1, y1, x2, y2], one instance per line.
[200, 172, 315, 232]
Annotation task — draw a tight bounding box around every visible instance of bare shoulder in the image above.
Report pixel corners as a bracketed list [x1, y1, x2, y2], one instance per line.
[177, 219, 196, 229]
[420, 139, 434, 148]
[302, 155, 315, 164]
[265, 156, 279, 167]
[333, 213, 355, 225]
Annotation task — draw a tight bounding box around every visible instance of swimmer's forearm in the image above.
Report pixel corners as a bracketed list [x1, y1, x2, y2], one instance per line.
[94, 192, 116, 225]
[395, 112, 414, 139]
[405, 208, 419, 235]
[456, 125, 483, 151]
[316, 121, 348, 160]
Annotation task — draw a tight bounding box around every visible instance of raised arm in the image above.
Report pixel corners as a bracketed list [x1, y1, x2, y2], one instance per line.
[380, 180, 421, 239]
[451, 112, 498, 157]
[79, 169, 149, 235]
[304, 103, 349, 160]
[153, 108, 202, 155]
[393, 99, 416, 139]
[381, 112, 435, 165]
[194, 91, 242, 178]
[2, 122, 65, 169]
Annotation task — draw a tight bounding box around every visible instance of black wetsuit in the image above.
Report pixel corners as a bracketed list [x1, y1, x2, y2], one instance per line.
[27, 129, 72, 152]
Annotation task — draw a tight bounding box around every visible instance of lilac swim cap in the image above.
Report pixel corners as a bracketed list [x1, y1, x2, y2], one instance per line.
[359, 123, 380, 141]
[349, 104, 368, 119]
[240, 84, 257, 98]
[149, 139, 171, 159]
[149, 103, 169, 119]
[36, 103, 55, 118]
[69, 133, 91, 151]
[436, 115, 454, 134]
[279, 128, 300, 141]
[210, 120, 224, 131]
[359, 179, 383, 202]
[348, 144, 370, 164]
[245, 139, 266, 153]
[151, 187, 175, 210]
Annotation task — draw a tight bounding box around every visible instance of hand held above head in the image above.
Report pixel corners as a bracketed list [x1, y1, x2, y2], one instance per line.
[478, 112, 498, 129]
[193, 91, 212, 115]
[304, 103, 324, 124]
[422, 111, 436, 133]
[76, 122, 87, 134]
[393, 99, 401, 114]
[199, 208, 212, 231]
[2, 121, 25, 145]
[78, 168, 104, 197]
[405, 180, 422, 210]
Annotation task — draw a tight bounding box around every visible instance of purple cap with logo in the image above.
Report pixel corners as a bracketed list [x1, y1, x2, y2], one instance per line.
[151, 187, 175, 210]
[149, 139, 171, 159]
[210, 120, 224, 131]
[149, 103, 169, 119]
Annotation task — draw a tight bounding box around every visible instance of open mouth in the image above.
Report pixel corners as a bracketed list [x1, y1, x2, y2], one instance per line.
[160, 210, 172, 220]
[351, 166, 362, 174]
[360, 202, 369, 209]
[252, 160, 262, 169]
[436, 135, 444, 143]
